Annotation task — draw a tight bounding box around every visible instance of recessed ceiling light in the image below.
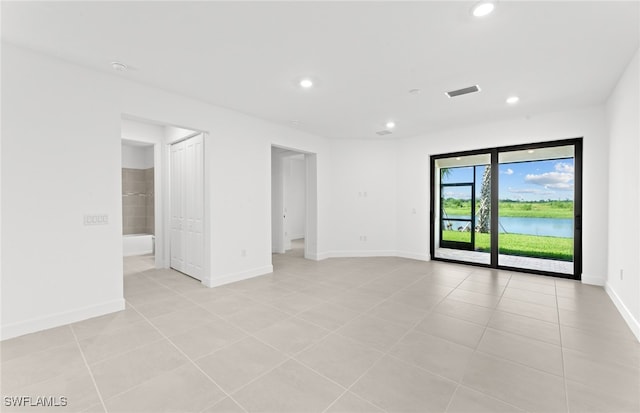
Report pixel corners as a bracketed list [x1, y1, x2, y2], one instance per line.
[506, 96, 520, 104]
[409, 88, 421, 95]
[111, 62, 127, 72]
[386, 121, 396, 129]
[472, 1, 495, 17]
[299, 78, 313, 88]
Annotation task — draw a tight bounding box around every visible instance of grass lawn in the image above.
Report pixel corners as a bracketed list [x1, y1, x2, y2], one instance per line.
[442, 231, 573, 261]
[443, 200, 573, 219]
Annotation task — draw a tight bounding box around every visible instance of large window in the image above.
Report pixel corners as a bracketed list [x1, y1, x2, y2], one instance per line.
[430, 139, 582, 279]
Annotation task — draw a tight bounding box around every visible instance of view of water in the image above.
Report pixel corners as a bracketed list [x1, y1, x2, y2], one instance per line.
[443, 215, 573, 238]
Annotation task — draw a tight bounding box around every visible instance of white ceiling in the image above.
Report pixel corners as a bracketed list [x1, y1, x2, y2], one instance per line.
[2, 1, 639, 139]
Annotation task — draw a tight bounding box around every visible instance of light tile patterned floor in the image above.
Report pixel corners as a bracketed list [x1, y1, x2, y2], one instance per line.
[1, 244, 639, 412]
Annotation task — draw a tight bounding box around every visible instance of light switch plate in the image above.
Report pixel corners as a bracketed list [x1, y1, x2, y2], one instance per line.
[84, 214, 109, 225]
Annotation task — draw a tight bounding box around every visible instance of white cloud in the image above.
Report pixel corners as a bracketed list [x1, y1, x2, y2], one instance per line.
[443, 190, 471, 199]
[501, 168, 514, 175]
[525, 171, 574, 191]
[555, 162, 574, 173]
[546, 182, 574, 190]
[508, 187, 555, 195]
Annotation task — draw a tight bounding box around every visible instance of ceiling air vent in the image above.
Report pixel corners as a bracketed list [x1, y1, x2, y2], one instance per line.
[446, 85, 481, 98]
[376, 130, 392, 136]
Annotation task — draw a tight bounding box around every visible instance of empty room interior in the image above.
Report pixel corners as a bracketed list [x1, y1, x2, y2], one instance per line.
[1, 1, 640, 412]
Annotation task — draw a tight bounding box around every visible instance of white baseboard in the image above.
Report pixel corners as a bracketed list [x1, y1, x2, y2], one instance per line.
[324, 250, 398, 258]
[203, 265, 273, 288]
[581, 273, 606, 286]
[307, 250, 429, 261]
[305, 251, 329, 261]
[395, 251, 430, 261]
[605, 282, 640, 342]
[1, 298, 125, 341]
[123, 249, 153, 257]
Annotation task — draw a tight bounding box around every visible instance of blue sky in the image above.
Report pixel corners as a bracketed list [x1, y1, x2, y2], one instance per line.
[442, 158, 574, 201]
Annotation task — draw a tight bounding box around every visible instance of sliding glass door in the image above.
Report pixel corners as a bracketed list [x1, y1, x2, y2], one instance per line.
[431, 139, 582, 279]
[433, 153, 492, 265]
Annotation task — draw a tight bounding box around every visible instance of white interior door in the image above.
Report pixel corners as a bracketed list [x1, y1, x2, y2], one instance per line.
[184, 135, 204, 279]
[170, 142, 185, 273]
[170, 134, 204, 280]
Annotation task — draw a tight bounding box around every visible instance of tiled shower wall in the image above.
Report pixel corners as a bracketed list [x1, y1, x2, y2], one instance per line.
[122, 168, 154, 235]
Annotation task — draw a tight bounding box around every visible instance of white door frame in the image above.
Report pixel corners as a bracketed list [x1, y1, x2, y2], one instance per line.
[270, 145, 318, 261]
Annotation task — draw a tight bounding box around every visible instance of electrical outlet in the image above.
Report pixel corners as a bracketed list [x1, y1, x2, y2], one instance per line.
[241, 249, 247, 257]
[359, 235, 367, 242]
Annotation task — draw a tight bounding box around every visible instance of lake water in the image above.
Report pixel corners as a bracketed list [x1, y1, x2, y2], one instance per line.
[444, 216, 573, 238]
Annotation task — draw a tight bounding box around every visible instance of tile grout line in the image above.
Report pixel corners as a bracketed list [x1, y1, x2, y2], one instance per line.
[69, 325, 109, 413]
[317, 270, 469, 412]
[277, 273, 458, 412]
[131, 255, 572, 412]
[555, 279, 571, 413]
[443, 271, 513, 412]
[137, 268, 354, 412]
[125, 300, 250, 413]
[321, 271, 474, 413]
[460, 274, 567, 411]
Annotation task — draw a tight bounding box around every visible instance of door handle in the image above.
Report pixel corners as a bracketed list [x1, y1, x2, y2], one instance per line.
[575, 215, 582, 230]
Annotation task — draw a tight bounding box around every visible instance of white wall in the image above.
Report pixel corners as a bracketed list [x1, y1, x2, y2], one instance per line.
[605, 48, 640, 340]
[327, 139, 398, 257]
[121, 145, 154, 169]
[2, 44, 124, 339]
[396, 106, 610, 282]
[284, 156, 306, 241]
[1, 43, 331, 339]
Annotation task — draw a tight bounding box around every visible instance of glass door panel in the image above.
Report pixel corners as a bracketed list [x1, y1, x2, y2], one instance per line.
[433, 153, 491, 265]
[441, 184, 473, 248]
[497, 145, 575, 275]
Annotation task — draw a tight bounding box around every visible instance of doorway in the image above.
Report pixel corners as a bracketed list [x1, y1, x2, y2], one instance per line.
[121, 116, 207, 283]
[121, 139, 156, 274]
[271, 146, 318, 263]
[431, 138, 583, 279]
